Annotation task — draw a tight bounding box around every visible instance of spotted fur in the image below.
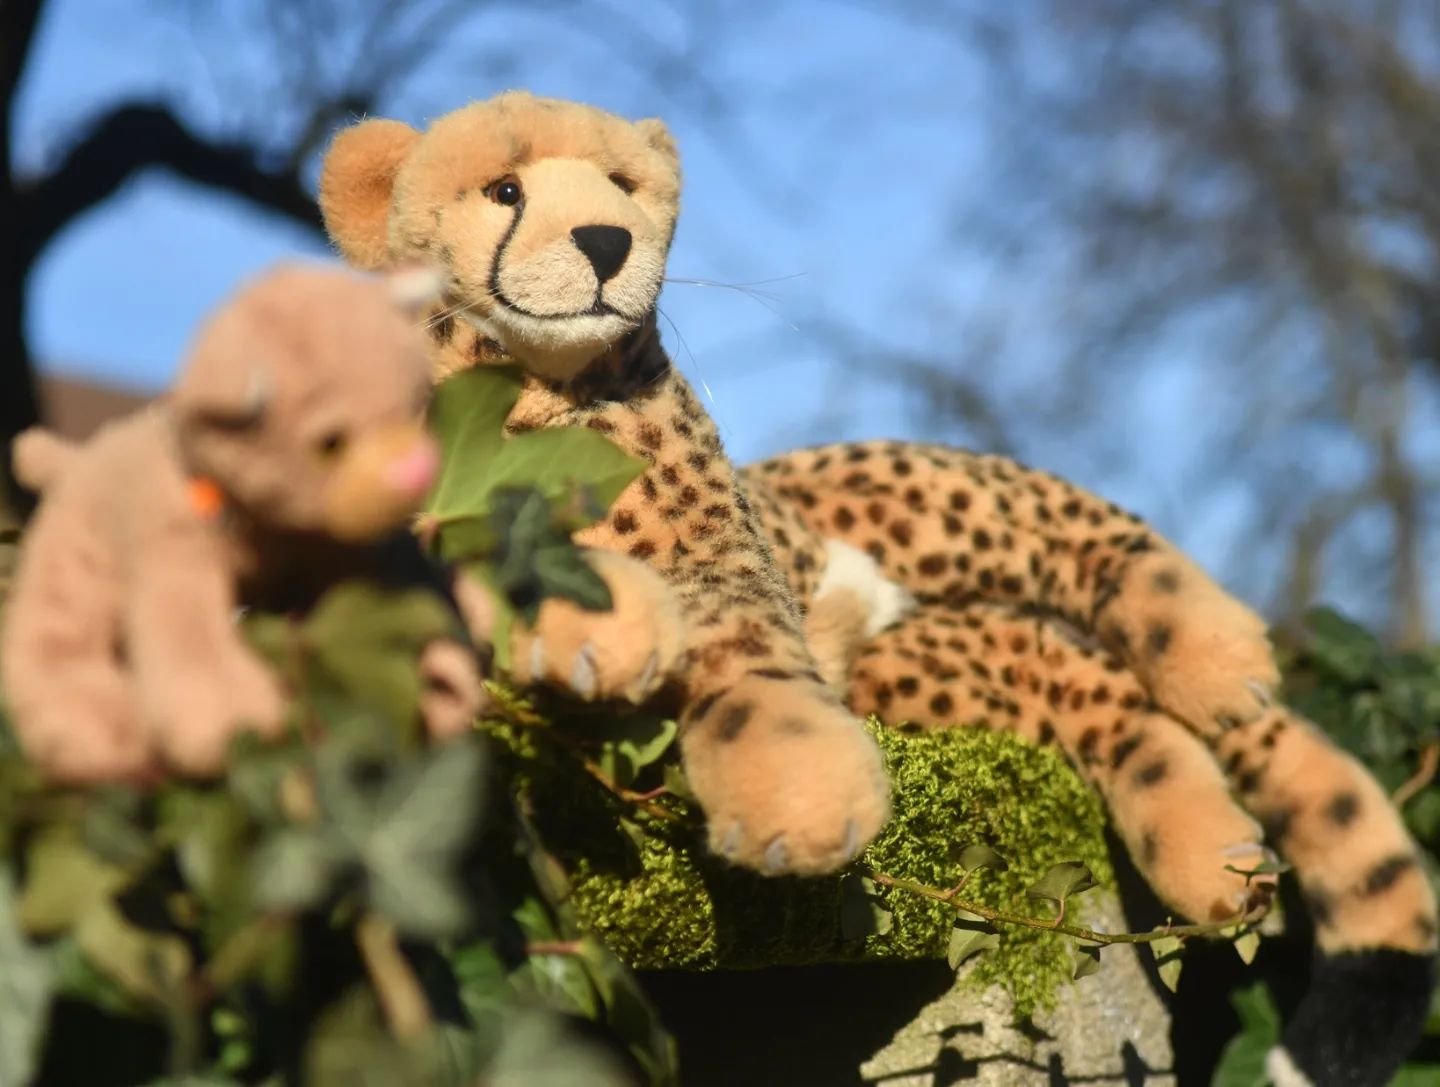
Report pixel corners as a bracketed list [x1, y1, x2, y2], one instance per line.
[320, 91, 1435, 1082]
[743, 441, 1438, 1084]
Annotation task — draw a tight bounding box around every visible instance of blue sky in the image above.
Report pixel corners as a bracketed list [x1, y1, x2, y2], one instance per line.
[13, 0, 1437, 627]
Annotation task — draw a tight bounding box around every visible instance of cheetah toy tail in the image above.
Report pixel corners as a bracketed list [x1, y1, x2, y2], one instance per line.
[1267, 949, 1435, 1086]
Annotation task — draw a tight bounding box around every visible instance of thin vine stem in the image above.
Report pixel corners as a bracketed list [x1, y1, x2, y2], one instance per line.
[866, 870, 1265, 945]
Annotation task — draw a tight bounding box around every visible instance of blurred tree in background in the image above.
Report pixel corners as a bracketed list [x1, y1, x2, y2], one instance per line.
[900, 0, 1440, 646]
[9, 0, 1440, 646]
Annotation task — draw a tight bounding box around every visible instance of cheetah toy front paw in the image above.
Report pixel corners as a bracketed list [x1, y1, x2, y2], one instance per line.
[458, 550, 685, 705]
[679, 674, 891, 875]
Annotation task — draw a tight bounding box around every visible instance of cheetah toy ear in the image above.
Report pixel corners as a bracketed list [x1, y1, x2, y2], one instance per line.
[319, 119, 422, 270]
[634, 117, 680, 173]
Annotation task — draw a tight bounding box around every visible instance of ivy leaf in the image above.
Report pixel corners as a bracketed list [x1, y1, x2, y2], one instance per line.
[1231, 926, 1261, 966]
[487, 489, 613, 623]
[1211, 982, 1280, 1087]
[1304, 607, 1385, 685]
[946, 909, 999, 969]
[17, 824, 131, 935]
[576, 937, 681, 1085]
[486, 429, 644, 521]
[317, 738, 488, 939]
[0, 870, 53, 1087]
[303, 583, 460, 730]
[839, 874, 893, 939]
[1073, 944, 1101, 979]
[1026, 861, 1098, 907]
[1224, 858, 1291, 882]
[302, 984, 431, 1087]
[662, 764, 696, 803]
[425, 366, 526, 521]
[482, 1006, 635, 1087]
[593, 716, 678, 789]
[957, 844, 1008, 874]
[252, 827, 348, 914]
[1148, 934, 1185, 993]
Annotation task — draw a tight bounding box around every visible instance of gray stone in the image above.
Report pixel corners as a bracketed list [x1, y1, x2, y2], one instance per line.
[860, 895, 1175, 1086]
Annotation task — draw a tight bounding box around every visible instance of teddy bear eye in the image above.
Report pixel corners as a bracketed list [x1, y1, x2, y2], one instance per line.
[608, 173, 637, 195]
[487, 175, 523, 206]
[316, 429, 349, 458]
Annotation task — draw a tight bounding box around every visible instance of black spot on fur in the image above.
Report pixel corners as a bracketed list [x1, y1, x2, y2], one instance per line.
[1363, 854, 1417, 896]
[687, 689, 724, 723]
[1146, 623, 1172, 656]
[1325, 791, 1361, 828]
[1151, 568, 1180, 592]
[1133, 759, 1168, 787]
[1140, 831, 1158, 867]
[716, 703, 754, 742]
[1109, 734, 1144, 771]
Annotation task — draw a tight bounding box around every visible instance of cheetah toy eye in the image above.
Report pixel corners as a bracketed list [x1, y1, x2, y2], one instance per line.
[488, 176, 523, 206]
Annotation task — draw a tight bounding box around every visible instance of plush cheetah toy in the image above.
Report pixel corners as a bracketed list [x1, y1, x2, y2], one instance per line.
[319, 93, 1435, 1086]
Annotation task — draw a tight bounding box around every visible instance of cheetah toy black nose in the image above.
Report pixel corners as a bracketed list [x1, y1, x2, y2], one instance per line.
[571, 225, 632, 282]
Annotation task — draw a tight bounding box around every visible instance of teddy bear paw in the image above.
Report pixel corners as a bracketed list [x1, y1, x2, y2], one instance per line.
[418, 638, 488, 740]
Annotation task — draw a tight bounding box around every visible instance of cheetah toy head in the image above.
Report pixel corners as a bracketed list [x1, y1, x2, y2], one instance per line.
[319, 92, 681, 381]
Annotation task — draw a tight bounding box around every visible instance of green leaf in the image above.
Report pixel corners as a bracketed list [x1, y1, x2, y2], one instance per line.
[1304, 607, 1386, 685]
[314, 738, 488, 939]
[1148, 934, 1185, 993]
[303, 582, 460, 729]
[425, 366, 526, 521]
[252, 827, 348, 913]
[0, 869, 53, 1087]
[81, 786, 158, 870]
[946, 909, 999, 969]
[1073, 944, 1101, 979]
[593, 716, 679, 789]
[1391, 1066, 1440, 1086]
[839, 874, 894, 939]
[17, 824, 130, 935]
[301, 984, 429, 1087]
[486, 428, 645, 519]
[661, 764, 696, 803]
[1211, 982, 1280, 1087]
[576, 937, 681, 1085]
[1026, 861, 1098, 906]
[1224, 858, 1292, 882]
[425, 364, 643, 548]
[482, 1007, 635, 1087]
[1231, 927, 1261, 966]
[529, 541, 613, 613]
[957, 844, 1008, 874]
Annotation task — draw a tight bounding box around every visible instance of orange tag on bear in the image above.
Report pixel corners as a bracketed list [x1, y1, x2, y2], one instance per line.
[187, 477, 225, 519]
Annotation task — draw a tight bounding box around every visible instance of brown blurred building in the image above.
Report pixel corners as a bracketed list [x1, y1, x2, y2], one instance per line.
[37, 375, 151, 441]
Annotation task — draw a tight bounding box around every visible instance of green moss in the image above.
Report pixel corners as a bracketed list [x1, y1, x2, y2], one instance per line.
[484, 717, 1113, 1015]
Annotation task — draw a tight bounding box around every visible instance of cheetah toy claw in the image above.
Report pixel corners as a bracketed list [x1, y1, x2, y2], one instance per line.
[321, 93, 1436, 1083]
[1, 264, 484, 783]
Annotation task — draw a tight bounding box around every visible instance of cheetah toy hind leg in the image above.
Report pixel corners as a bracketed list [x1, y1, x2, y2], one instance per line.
[743, 441, 1437, 1085]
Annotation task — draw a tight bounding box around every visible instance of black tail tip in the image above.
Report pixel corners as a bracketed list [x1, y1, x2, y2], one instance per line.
[1272, 949, 1436, 1087]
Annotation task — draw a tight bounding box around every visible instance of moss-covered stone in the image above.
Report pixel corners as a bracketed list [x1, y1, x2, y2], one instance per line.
[484, 717, 1113, 1016]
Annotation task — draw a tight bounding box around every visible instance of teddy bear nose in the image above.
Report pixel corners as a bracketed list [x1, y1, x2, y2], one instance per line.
[570, 225, 632, 283]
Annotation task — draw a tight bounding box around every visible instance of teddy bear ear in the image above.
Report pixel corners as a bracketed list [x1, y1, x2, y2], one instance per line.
[171, 360, 272, 429]
[319, 118, 422, 270]
[634, 117, 679, 172]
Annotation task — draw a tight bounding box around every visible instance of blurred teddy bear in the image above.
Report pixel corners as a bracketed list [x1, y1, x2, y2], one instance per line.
[1, 264, 483, 783]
